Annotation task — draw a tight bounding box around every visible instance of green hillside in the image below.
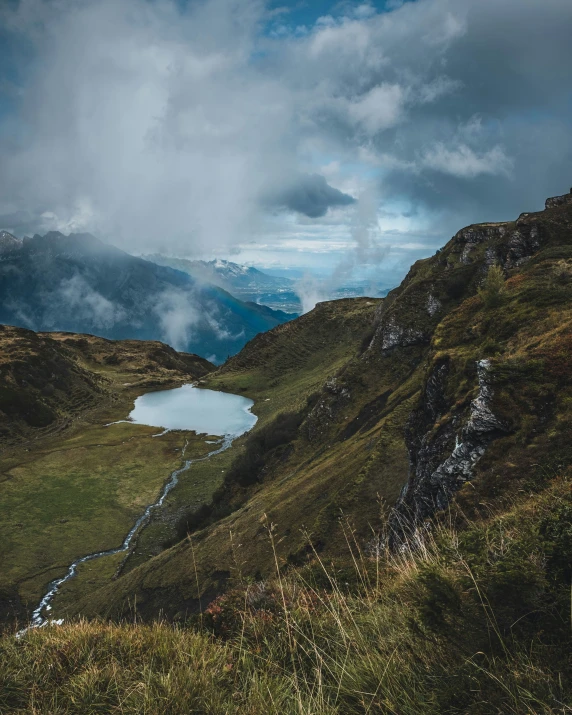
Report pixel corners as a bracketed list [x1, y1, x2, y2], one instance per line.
[64, 191, 572, 626]
[1, 191, 571, 713]
[0, 329, 214, 624]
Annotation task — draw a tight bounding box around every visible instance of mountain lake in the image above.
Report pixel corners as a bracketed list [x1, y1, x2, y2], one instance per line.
[128, 383, 257, 436]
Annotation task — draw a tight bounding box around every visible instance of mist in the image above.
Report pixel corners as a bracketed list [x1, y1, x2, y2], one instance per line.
[1, 0, 571, 289]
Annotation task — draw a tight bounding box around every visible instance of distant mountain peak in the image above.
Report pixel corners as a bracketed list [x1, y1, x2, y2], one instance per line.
[0, 230, 23, 254]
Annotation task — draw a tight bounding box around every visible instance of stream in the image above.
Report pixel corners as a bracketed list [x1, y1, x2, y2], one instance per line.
[23, 384, 257, 632]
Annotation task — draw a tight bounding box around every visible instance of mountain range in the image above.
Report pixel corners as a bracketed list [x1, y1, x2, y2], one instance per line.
[144, 255, 302, 313]
[67, 187, 572, 619]
[0, 232, 294, 363]
[145, 255, 390, 313]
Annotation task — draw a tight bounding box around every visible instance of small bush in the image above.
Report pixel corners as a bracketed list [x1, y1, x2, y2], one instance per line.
[478, 264, 506, 308]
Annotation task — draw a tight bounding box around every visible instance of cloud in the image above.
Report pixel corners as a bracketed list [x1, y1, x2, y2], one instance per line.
[153, 289, 200, 351]
[294, 185, 390, 312]
[346, 83, 404, 135]
[294, 272, 329, 314]
[0, 0, 570, 279]
[57, 274, 125, 329]
[152, 287, 245, 351]
[269, 173, 356, 218]
[421, 143, 513, 178]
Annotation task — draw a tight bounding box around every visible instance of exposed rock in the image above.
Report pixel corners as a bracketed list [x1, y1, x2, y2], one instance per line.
[371, 315, 428, 352]
[390, 359, 510, 543]
[545, 189, 572, 209]
[305, 376, 351, 441]
[457, 224, 508, 264]
[502, 224, 541, 268]
[426, 294, 441, 316]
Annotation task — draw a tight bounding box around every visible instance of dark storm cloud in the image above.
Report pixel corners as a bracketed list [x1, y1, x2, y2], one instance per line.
[270, 174, 356, 218]
[359, 0, 572, 234]
[0, 0, 570, 259]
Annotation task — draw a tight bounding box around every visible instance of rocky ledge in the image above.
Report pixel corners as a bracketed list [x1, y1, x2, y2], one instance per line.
[545, 188, 572, 209]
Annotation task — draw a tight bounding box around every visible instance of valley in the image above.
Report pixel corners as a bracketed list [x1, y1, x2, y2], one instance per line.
[0, 232, 294, 363]
[1, 191, 572, 712]
[2, 0, 571, 708]
[0, 329, 215, 623]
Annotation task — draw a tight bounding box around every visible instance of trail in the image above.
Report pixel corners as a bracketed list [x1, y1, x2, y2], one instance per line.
[21, 434, 236, 635]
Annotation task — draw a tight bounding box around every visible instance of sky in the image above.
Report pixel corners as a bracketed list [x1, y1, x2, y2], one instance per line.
[0, 0, 571, 290]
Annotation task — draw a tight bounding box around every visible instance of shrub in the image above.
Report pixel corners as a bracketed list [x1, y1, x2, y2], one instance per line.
[478, 264, 506, 308]
[226, 410, 303, 488]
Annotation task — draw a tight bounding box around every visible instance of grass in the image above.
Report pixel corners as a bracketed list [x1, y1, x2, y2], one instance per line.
[204, 297, 380, 423]
[1, 471, 570, 714]
[73, 217, 572, 623]
[0, 327, 216, 626]
[24, 202, 572, 631]
[1, 202, 571, 711]
[0, 416, 210, 618]
[118, 438, 237, 575]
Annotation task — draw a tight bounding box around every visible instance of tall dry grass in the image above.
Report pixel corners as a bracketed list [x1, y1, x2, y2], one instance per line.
[1, 477, 570, 713]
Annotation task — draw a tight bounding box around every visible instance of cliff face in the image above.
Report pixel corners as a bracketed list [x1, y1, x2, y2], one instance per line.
[392, 358, 510, 540]
[383, 194, 572, 541]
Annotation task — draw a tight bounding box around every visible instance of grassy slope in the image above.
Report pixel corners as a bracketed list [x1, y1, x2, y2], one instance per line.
[1, 472, 570, 714]
[69, 298, 385, 619]
[0, 326, 213, 449]
[72, 200, 572, 626]
[1, 198, 572, 713]
[105, 299, 381, 580]
[0, 329, 215, 624]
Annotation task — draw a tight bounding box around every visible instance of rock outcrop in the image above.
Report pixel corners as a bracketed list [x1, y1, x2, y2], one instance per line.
[305, 376, 351, 441]
[545, 188, 572, 209]
[0, 230, 22, 255]
[390, 359, 510, 542]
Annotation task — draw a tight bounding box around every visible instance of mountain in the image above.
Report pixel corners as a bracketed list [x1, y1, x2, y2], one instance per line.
[0, 232, 294, 363]
[144, 254, 303, 312]
[72, 188, 572, 623]
[145, 255, 390, 313]
[0, 230, 22, 254]
[2, 190, 572, 713]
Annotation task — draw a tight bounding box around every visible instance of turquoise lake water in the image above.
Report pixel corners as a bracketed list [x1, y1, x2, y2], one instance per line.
[128, 383, 257, 437]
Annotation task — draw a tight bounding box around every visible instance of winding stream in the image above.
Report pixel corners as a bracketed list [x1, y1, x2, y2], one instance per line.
[24, 384, 256, 632]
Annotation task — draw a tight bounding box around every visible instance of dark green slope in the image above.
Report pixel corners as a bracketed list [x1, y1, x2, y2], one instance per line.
[66, 190, 572, 623]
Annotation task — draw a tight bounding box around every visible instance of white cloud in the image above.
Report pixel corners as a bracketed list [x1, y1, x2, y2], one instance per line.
[421, 143, 513, 178]
[58, 274, 125, 328]
[153, 289, 200, 351]
[0, 0, 571, 285]
[347, 84, 404, 135]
